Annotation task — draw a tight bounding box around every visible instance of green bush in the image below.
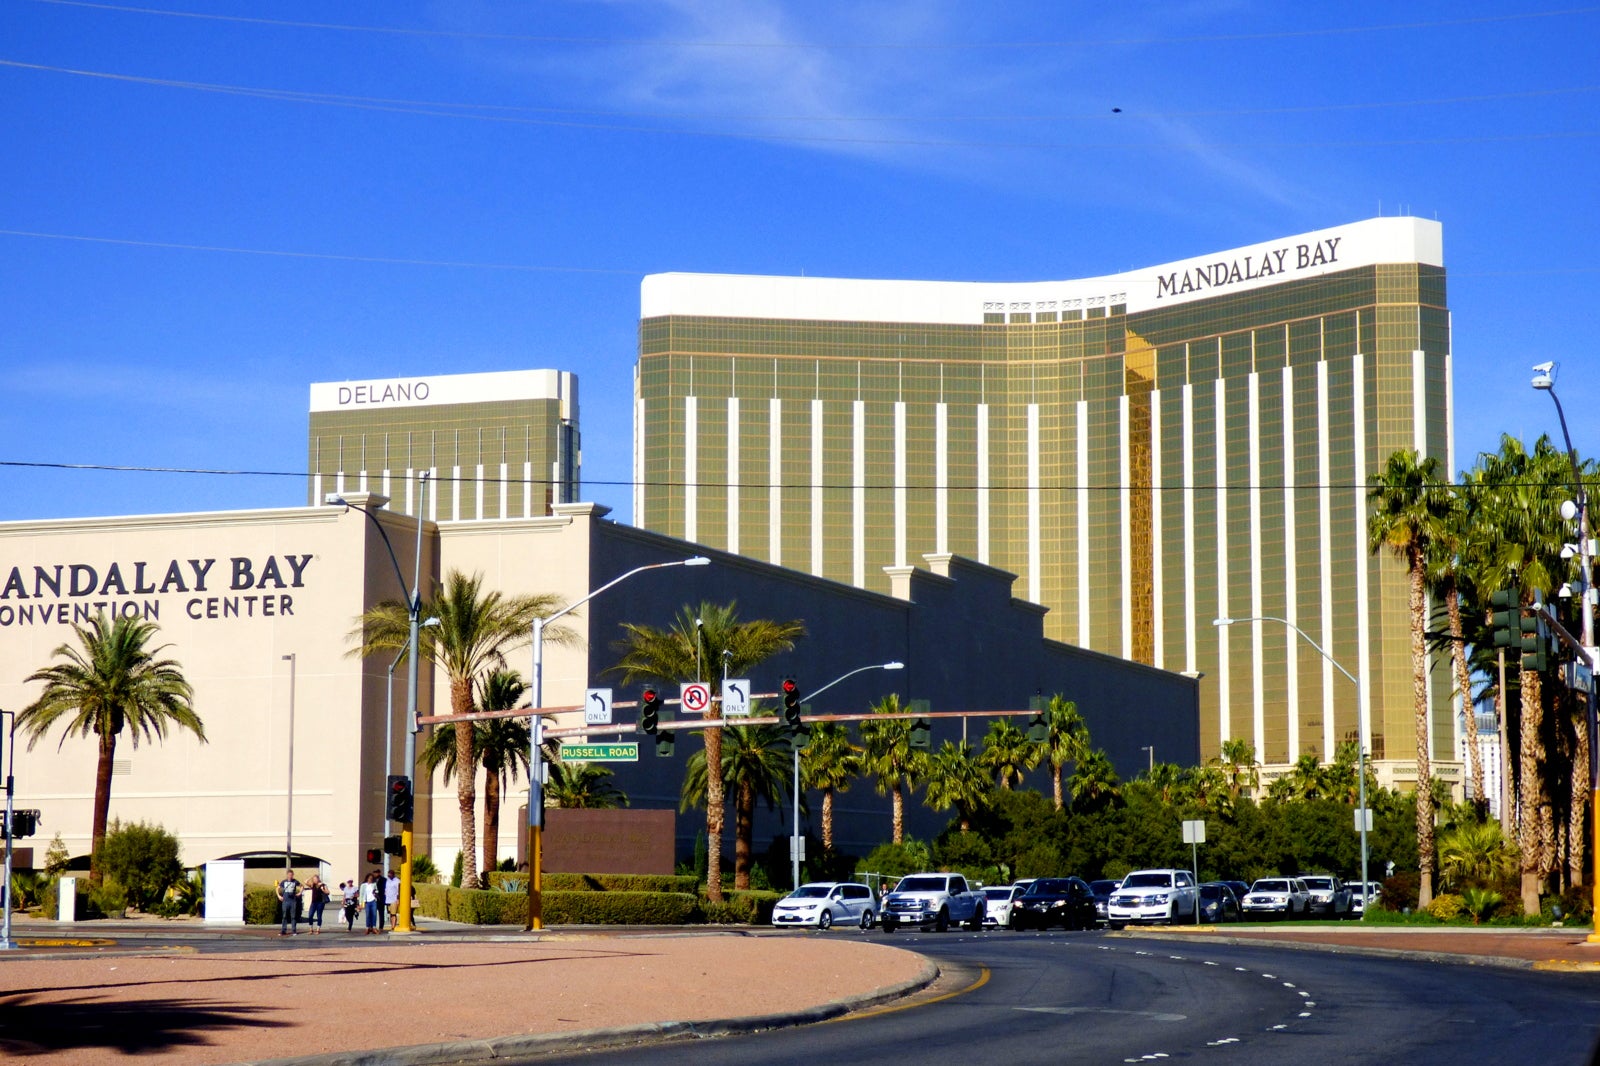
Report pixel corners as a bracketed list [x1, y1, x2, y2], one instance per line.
[96, 820, 183, 912]
[1556, 883, 1595, 923]
[701, 890, 781, 925]
[1460, 887, 1504, 924]
[450, 887, 527, 925]
[483, 871, 698, 894]
[411, 854, 440, 884]
[1426, 893, 1464, 922]
[414, 883, 449, 919]
[245, 884, 282, 925]
[543, 891, 700, 925]
[857, 840, 932, 880]
[88, 881, 128, 918]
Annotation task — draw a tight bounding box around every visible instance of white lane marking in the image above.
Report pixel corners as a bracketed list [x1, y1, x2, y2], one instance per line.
[1206, 1038, 1241, 1046]
[1271, 1024, 1289, 1030]
[1282, 982, 1296, 988]
[1235, 966, 1249, 972]
[1299, 1012, 1313, 1018]
[1018, 1007, 1187, 1022]
[1298, 991, 1311, 997]
[1203, 960, 1218, 966]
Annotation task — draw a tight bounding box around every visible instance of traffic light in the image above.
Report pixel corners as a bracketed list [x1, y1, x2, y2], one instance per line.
[1025, 712, 1049, 744]
[640, 687, 662, 735]
[1521, 614, 1551, 672]
[383, 835, 406, 860]
[365, 847, 382, 864]
[386, 775, 414, 822]
[908, 698, 932, 751]
[655, 731, 675, 758]
[781, 678, 802, 730]
[1490, 586, 1521, 651]
[7, 809, 38, 838]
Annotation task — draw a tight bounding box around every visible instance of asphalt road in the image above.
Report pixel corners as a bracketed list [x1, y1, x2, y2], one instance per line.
[525, 928, 1600, 1066]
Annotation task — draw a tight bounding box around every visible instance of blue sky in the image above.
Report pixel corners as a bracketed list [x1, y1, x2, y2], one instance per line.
[4, 1, 1597, 522]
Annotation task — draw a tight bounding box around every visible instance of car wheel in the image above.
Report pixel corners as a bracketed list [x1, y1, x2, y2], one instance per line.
[818, 909, 833, 931]
[860, 909, 874, 931]
[935, 907, 949, 933]
[881, 919, 897, 934]
[967, 906, 984, 931]
[1108, 921, 1124, 930]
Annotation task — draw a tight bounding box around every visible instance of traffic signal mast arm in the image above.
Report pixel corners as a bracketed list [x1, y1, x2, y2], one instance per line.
[1533, 603, 1594, 668]
[542, 706, 1043, 739]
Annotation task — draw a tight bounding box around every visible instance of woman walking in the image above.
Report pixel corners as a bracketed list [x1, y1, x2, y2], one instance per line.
[306, 876, 329, 934]
[359, 872, 380, 934]
[341, 880, 360, 931]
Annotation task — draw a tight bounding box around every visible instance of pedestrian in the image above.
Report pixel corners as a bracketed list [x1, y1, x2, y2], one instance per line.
[385, 869, 401, 928]
[275, 868, 302, 936]
[341, 879, 360, 931]
[306, 875, 329, 933]
[360, 872, 380, 934]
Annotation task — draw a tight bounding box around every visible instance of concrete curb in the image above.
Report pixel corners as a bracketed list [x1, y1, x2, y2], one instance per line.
[1112, 928, 1600, 972]
[228, 955, 942, 1066]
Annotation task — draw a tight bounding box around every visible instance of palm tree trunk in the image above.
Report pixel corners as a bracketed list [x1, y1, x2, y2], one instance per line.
[452, 676, 479, 889]
[704, 723, 724, 903]
[1448, 586, 1484, 807]
[1570, 702, 1589, 888]
[1052, 761, 1064, 811]
[1519, 672, 1546, 914]
[483, 766, 501, 876]
[734, 780, 753, 891]
[90, 730, 116, 883]
[1410, 557, 1435, 909]
[821, 789, 835, 852]
[891, 779, 904, 844]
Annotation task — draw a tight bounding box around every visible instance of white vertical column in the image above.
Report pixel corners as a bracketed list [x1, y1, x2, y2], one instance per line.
[684, 396, 699, 544]
[1028, 403, 1042, 605]
[769, 398, 783, 567]
[1076, 400, 1091, 647]
[451, 466, 461, 522]
[523, 461, 533, 518]
[1183, 387, 1197, 673]
[1317, 360, 1336, 756]
[811, 398, 824, 578]
[935, 403, 949, 554]
[429, 468, 439, 522]
[359, 469, 369, 492]
[976, 404, 990, 564]
[632, 383, 645, 526]
[895, 401, 908, 569]
[1248, 374, 1265, 761]
[1152, 390, 1164, 669]
[727, 397, 741, 556]
[404, 468, 413, 516]
[475, 463, 485, 522]
[853, 400, 867, 586]
[1117, 398, 1131, 657]
[382, 470, 391, 503]
[1282, 366, 1300, 762]
[1412, 349, 1428, 452]
[1214, 380, 1230, 748]
[1353, 352, 1374, 763]
[498, 462, 508, 519]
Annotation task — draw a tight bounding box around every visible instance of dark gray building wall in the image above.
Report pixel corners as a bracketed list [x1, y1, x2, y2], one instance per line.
[578, 517, 1200, 869]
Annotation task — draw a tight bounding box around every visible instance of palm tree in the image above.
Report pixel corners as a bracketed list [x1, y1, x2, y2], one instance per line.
[1431, 487, 1485, 809]
[353, 570, 570, 889]
[546, 761, 628, 809]
[611, 601, 804, 901]
[858, 694, 924, 843]
[1369, 447, 1452, 908]
[419, 669, 531, 876]
[1068, 748, 1121, 812]
[923, 740, 990, 831]
[1213, 738, 1260, 802]
[681, 722, 793, 889]
[1039, 695, 1089, 811]
[1438, 819, 1519, 892]
[18, 614, 203, 882]
[800, 721, 860, 852]
[977, 718, 1042, 789]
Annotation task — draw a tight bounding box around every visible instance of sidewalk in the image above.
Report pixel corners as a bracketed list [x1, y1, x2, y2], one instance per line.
[1122, 922, 1600, 971]
[0, 920, 936, 1066]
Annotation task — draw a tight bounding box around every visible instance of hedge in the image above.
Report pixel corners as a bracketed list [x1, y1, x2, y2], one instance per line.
[440, 887, 703, 925]
[483, 871, 697, 894]
[702, 890, 782, 925]
[414, 883, 450, 919]
[245, 885, 281, 925]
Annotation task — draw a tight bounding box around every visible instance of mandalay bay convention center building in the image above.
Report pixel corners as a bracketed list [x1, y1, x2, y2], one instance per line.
[635, 216, 1458, 791]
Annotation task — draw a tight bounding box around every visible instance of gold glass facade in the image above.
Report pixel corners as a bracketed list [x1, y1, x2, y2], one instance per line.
[636, 236, 1454, 769]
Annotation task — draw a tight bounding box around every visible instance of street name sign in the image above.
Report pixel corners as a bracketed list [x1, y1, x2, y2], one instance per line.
[561, 741, 639, 763]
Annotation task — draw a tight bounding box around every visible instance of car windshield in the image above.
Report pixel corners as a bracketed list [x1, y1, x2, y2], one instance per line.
[1301, 878, 1333, 889]
[1090, 880, 1119, 894]
[789, 885, 832, 899]
[1025, 879, 1074, 895]
[895, 876, 946, 893]
[1200, 884, 1225, 899]
[984, 887, 1015, 900]
[1122, 873, 1173, 888]
[1253, 880, 1291, 892]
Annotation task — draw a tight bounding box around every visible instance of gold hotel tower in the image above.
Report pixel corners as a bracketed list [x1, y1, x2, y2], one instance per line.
[635, 217, 1456, 784]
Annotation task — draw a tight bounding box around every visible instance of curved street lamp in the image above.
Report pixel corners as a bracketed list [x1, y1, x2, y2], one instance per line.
[1213, 615, 1370, 890]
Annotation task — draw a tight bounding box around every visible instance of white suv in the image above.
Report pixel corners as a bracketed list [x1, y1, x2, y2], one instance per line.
[1106, 869, 1199, 928]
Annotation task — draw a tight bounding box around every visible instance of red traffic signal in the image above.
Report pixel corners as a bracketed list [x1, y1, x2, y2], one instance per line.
[782, 678, 802, 728]
[640, 687, 662, 735]
[365, 848, 382, 864]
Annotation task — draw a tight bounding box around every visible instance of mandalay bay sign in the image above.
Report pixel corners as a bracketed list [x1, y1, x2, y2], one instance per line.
[0, 553, 315, 628]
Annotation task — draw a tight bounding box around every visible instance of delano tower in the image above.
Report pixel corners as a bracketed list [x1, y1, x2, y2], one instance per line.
[634, 217, 1456, 786]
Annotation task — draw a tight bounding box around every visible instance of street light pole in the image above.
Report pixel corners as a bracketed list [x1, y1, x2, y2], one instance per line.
[282, 653, 296, 872]
[2, 710, 17, 950]
[525, 556, 711, 931]
[331, 471, 430, 933]
[1214, 616, 1370, 889]
[791, 662, 905, 890]
[1532, 362, 1600, 938]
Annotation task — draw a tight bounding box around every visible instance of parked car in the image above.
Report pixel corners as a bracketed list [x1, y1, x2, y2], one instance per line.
[1011, 876, 1098, 930]
[983, 883, 1029, 929]
[880, 872, 984, 932]
[1240, 877, 1311, 919]
[1222, 880, 1252, 905]
[1349, 880, 1383, 915]
[771, 882, 877, 930]
[1106, 869, 1199, 927]
[1198, 882, 1241, 923]
[1300, 875, 1353, 917]
[1089, 879, 1121, 926]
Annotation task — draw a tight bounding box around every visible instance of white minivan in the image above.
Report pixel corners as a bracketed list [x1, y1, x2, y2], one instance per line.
[771, 881, 877, 930]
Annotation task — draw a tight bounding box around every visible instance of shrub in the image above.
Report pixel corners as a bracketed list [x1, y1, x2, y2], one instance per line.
[88, 881, 128, 918]
[411, 855, 440, 884]
[450, 887, 527, 925]
[1379, 872, 1420, 912]
[543, 891, 701, 925]
[858, 840, 932, 880]
[485, 872, 698, 894]
[1426, 893, 1464, 922]
[245, 884, 281, 925]
[701, 890, 782, 925]
[1556, 883, 1594, 923]
[414, 883, 449, 919]
[451, 851, 464, 888]
[95, 820, 183, 912]
[1459, 887, 1504, 924]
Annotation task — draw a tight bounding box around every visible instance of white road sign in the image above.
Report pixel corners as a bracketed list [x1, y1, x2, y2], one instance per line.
[722, 678, 751, 716]
[584, 687, 614, 726]
[680, 681, 712, 715]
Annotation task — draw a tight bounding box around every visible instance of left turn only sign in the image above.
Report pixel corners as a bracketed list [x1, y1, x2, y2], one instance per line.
[585, 688, 613, 725]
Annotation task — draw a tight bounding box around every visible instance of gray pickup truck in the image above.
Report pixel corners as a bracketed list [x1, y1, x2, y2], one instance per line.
[880, 872, 985, 932]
